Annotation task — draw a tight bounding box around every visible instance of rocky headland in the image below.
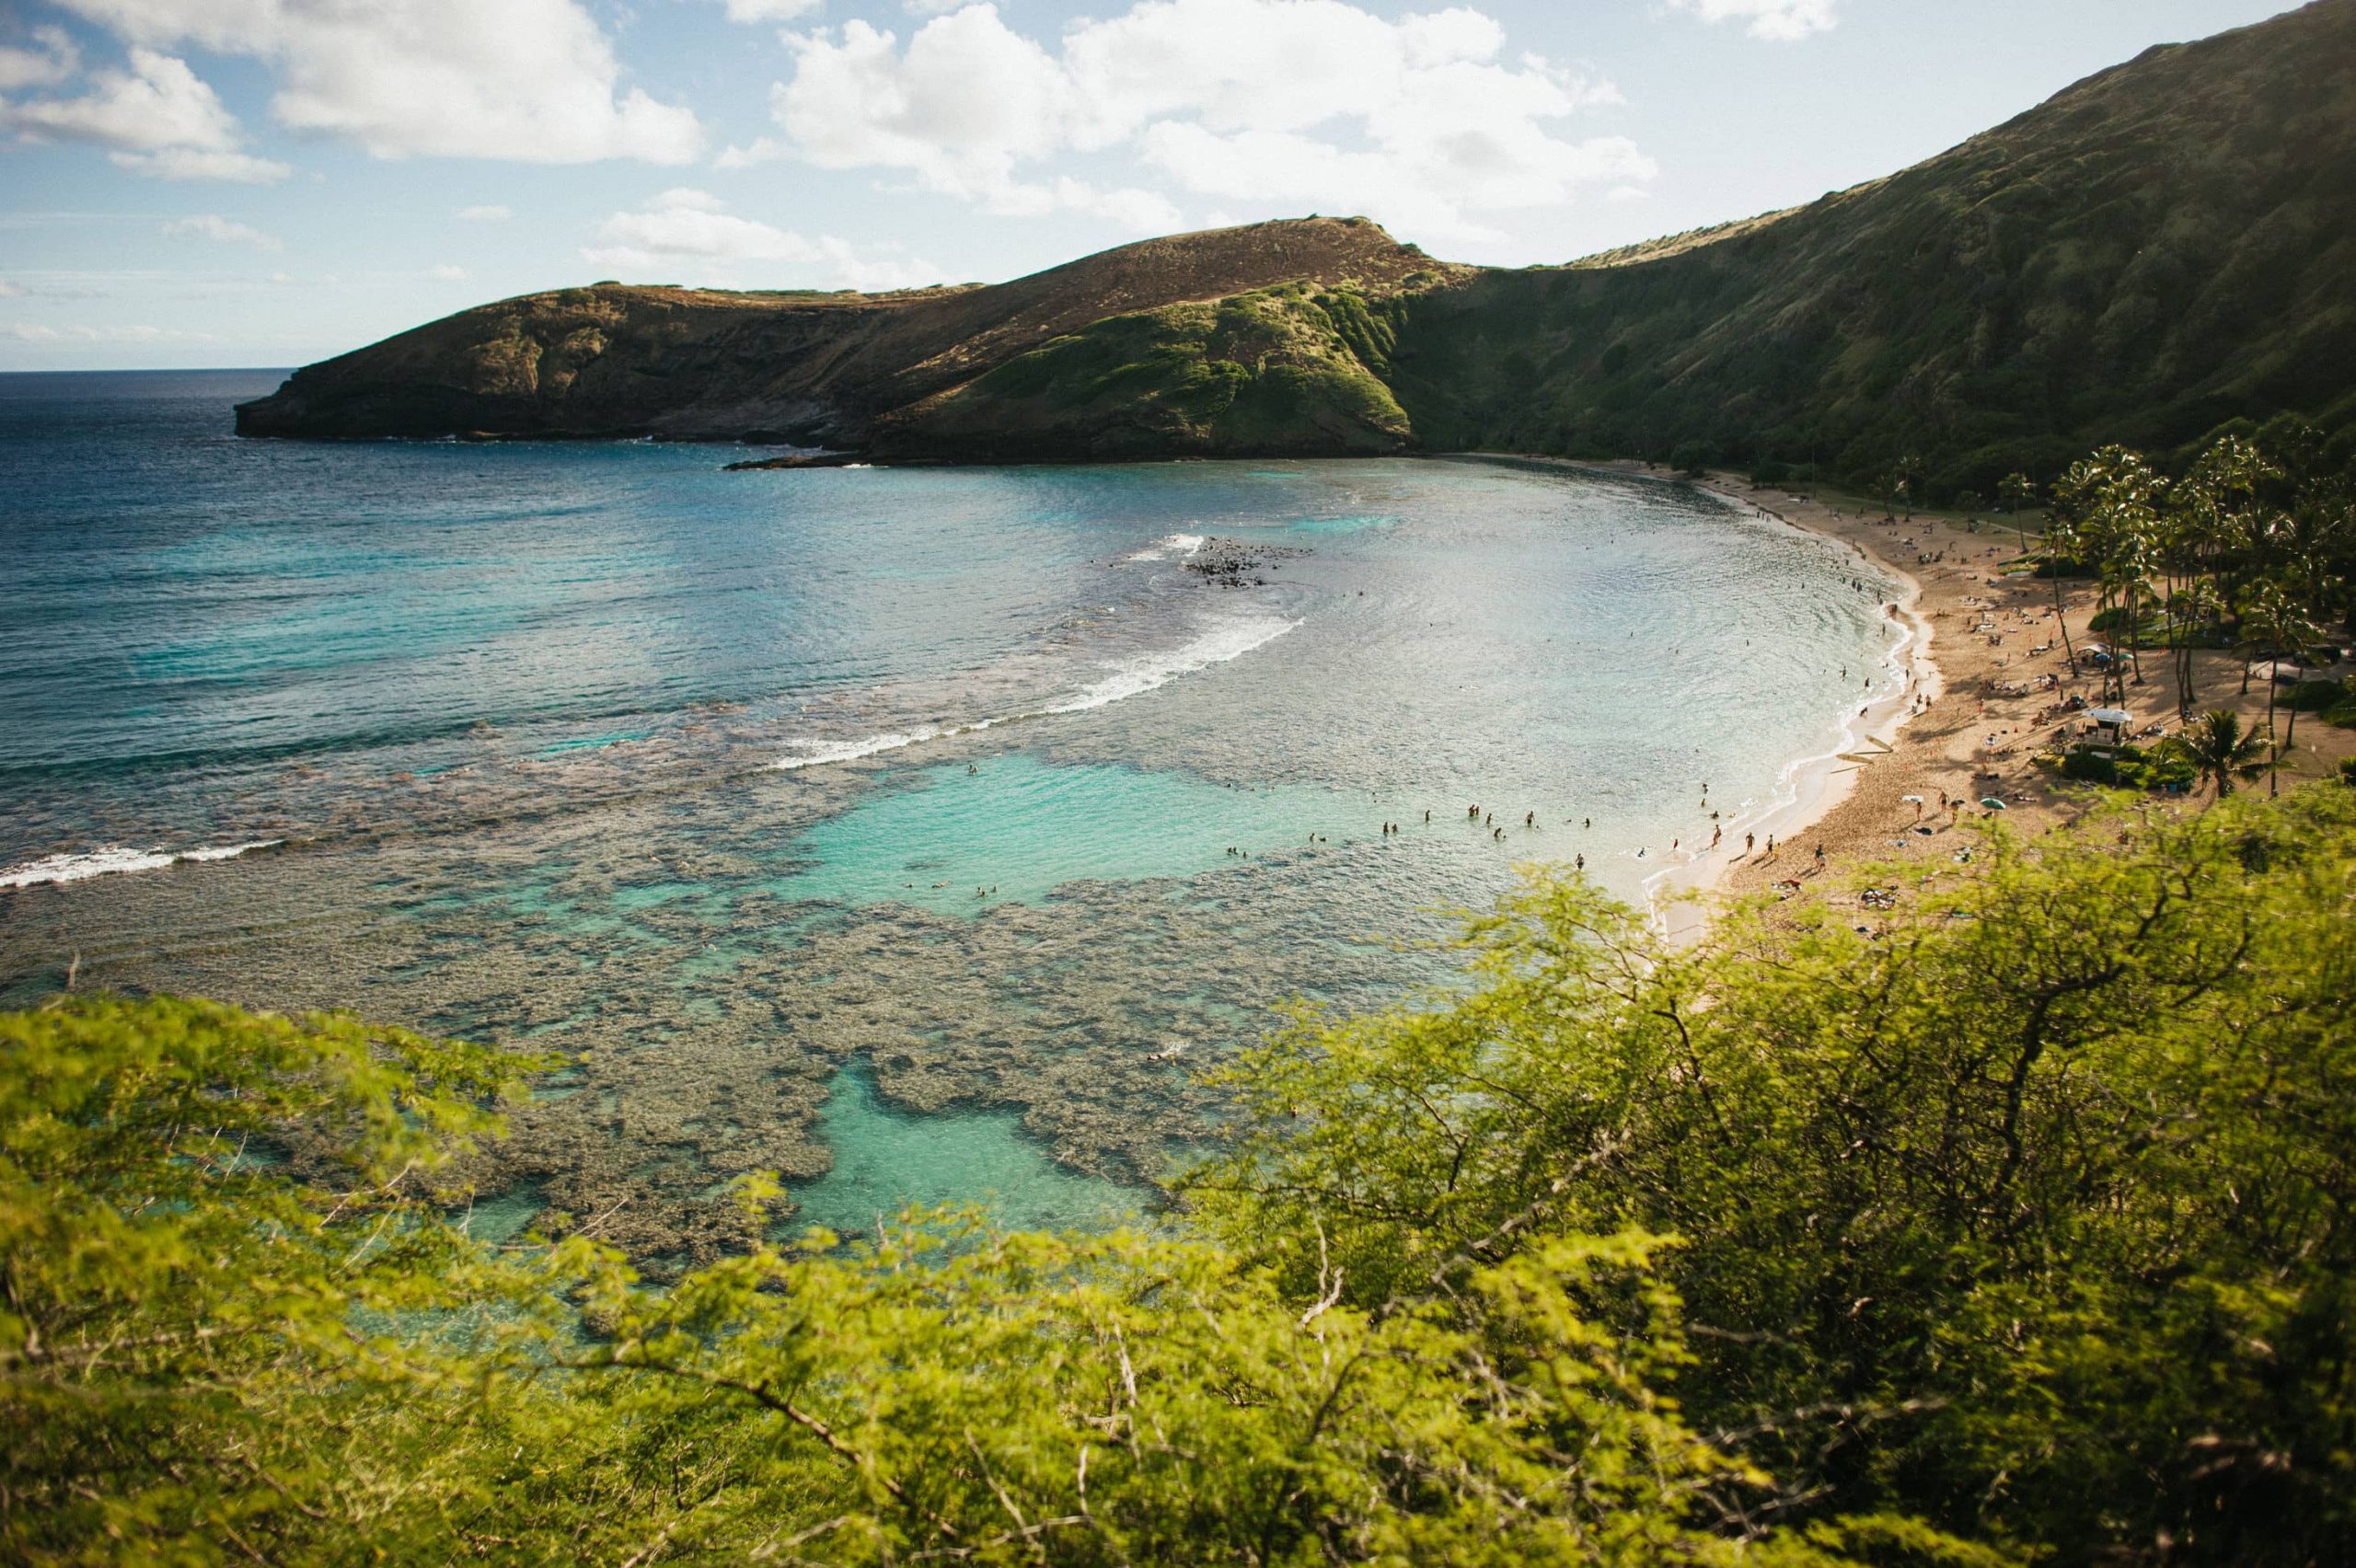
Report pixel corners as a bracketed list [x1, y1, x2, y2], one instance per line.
[235, 2, 2356, 498]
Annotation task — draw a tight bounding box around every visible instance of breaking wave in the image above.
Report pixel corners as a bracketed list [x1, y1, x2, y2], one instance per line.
[1, 839, 283, 890]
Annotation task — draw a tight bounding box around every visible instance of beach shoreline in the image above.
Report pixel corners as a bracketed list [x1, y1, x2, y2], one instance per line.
[1539, 460, 1940, 937]
[1477, 454, 2095, 937]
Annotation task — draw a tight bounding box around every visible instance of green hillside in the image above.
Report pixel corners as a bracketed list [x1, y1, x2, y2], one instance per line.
[237, 3, 2356, 498]
[877, 284, 1413, 460]
[883, 0, 2356, 497]
[1383, 0, 2356, 495]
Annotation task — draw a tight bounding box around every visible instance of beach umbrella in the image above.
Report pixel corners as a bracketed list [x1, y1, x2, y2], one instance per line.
[1980, 797, 2007, 810]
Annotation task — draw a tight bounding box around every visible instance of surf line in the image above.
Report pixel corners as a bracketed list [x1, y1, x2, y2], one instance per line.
[0, 839, 284, 891]
[771, 612, 1299, 772]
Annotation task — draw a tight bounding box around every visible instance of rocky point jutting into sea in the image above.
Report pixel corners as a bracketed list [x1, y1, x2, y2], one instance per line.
[236, 1, 2356, 494]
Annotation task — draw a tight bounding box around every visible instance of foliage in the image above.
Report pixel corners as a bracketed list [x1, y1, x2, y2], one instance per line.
[1671, 438, 1722, 477]
[895, 286, 1414, 460]
[2057, 740, 2193, 790]
[1189, 790, 2356, 1563]
[2283, 677, 2350, 713]
[2160, 709, 2273, 796]
[0, 995, 556, 1560]
[13, 790, 2356, 1562]
[0, 998, 1908, 1563]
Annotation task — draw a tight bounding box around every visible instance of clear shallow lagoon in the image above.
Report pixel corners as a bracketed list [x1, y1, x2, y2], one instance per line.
[0, 371, 1900, 1263]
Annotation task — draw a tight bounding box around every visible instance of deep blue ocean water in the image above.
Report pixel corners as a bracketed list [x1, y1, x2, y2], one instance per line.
[0, 370, 1900, 1255]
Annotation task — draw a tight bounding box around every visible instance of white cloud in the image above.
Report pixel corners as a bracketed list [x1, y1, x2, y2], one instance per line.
[1, 44, 291, 180]
[0, 26, 80, 90]
[426, 263, 468, 280]
[116, 145, 289, 181]
[50, 0, 703, 163]
[648, 186, 727, 213]
[7, 321, 218, 342]
[162, 213, 282, 248]
[716, 0, 822, 18]
[455, 203, 511, 221]
[583, 187, 940, 291]
[731, 0, 1647, 243]
[1666, 0, 1836, 42]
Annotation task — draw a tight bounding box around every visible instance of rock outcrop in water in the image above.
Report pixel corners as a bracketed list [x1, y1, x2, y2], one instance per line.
[237, 2, 2356, 491]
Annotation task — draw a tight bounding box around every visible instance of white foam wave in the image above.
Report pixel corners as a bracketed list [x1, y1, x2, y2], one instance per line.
[1044, 612, 1298, 715]
[1124, 532, 1206, 563]
[1, 839, 282, 890]
[771, 728, 939, 771]
[768, 611, 1299, 769]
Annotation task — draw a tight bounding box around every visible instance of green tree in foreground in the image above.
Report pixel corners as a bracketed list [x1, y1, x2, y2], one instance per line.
[0, 997, 558, 1558]
[1, 998, 1926, 1565]
[9, 787, 2356, 1564]
[1192, 787, 2356, 1564]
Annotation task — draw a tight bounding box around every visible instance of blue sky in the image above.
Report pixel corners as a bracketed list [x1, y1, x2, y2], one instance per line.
[0, 0, 2303, 369]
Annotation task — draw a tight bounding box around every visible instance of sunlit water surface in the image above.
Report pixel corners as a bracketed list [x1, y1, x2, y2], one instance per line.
[0, 372, 1899, 1265]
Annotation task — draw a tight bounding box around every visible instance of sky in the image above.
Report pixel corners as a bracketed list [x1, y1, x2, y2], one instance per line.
[0, 0, 2307, 370]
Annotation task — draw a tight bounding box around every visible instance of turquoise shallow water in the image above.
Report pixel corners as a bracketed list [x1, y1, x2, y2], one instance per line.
[788, 1060, 1143, 1240]
[775, 753, 1341, 916]
[0, 374, 1902, 1259]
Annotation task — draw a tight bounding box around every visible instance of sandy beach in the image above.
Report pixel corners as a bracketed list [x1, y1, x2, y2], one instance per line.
[1532, 458, 2355, 938]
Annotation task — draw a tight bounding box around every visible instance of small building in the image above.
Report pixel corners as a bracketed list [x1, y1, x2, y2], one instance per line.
[2083, 707, 2133, 755]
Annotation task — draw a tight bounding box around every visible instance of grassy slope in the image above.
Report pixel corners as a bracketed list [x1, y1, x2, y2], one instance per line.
[878, 285, 1415, 460]
[1380, 0, 2356, 494]
[234, 217, 1445, 443]
[237, 6, 2356, 486]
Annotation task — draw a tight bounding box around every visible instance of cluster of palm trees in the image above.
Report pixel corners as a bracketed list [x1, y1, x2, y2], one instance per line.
[2003, 428, 2351, 796]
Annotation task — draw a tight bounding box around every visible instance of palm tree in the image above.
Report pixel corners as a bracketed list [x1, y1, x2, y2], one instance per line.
[1998, 470, 2038, 563]
[2163, 709, 2271, 799]
[2165, 578, 2223, 720]
[1893, 453, 1924, 520]
[2041, 508, 2084, 679]
[2235, 582, 2323, 796]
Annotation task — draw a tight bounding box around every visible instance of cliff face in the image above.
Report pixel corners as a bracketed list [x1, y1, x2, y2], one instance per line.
[232, 217, 1452, 445]
[237, 2, 2356, 490]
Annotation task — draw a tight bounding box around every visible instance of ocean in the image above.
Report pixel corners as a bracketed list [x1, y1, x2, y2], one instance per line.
[0, 370, 1902, 1261]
